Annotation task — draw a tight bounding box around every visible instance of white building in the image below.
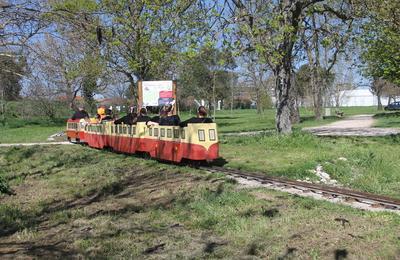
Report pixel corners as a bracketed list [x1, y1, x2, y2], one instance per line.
[337, 89, 389, 107]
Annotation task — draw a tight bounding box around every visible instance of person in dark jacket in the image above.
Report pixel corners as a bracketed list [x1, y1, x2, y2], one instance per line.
[159, 104, 180, 126]
[179, 106, 213, 127]
[71, 106, 89, 120]
[136, 108, 151, 123]
[114, 107, 137, 125]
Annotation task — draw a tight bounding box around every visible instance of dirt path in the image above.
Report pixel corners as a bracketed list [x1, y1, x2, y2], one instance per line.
[303, 114, 400, 136]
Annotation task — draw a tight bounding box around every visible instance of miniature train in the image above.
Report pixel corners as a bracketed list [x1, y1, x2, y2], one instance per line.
[66, 119, 219, 163]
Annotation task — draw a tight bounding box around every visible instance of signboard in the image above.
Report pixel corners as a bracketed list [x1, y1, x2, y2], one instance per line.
[138, 80, 177, 114]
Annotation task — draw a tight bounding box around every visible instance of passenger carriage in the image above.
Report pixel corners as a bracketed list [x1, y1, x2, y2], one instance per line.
[72, 121, 219, 163]
[66, 119, 86, 143]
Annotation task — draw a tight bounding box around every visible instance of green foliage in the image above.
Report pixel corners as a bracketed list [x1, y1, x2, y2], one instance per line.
[295, 64, 335, 98]
[178, 46, 236, 107]
[360, 2, 400, 85]
[0, 175, 10, 195]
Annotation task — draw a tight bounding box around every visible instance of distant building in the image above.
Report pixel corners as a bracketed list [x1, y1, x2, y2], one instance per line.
[337, 88, 390, 107]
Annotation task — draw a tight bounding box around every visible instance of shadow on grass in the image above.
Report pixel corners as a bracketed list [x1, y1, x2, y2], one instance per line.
[300, 115, 339, 123]
[215, 116, 240, 120]
[373, 111, 400, 118]
[0, 240, 76, 258]
[0, 168, 197, 257]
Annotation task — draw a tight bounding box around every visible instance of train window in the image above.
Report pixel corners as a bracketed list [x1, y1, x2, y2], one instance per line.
[173, 129, 179, 139]
[181, 129, 185, 139]
[118, 125, 122, 134]
[167, 129, 172, 138]
[160, 128, 165, 137]
[198, 129, 205, 141]
[154, 128, 159, 137]
[149, 128, 152, 136]
[123, 126, 127, 134]
[209, 129, 216, 141]
[128, 126, 132, 135]
[132, 126, 136, 135]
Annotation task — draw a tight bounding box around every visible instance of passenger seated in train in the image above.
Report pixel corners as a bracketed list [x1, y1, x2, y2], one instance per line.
[179, 106, 213, 127]
[136, 108, 151, 123]
[146, 104, 180, 126]
[159, 104, 180, 126]
[71, 106, 89, 120]
[97, 106, 113, 123]
[114, 106, 137, 125]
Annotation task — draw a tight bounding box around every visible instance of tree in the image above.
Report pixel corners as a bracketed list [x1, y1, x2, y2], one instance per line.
[28, 34, 104, 110]
[178, 46, 236, 113]
[0, 0, 47, 48]
[296, 64, 335, 110]
[299, 8, 353, 120]
[221, 0, 355, 133]
[360, 1, 400, 85]
[0, 54, 25, 101]
[50, 0, 208, 103]
[240, 54, 271, 114]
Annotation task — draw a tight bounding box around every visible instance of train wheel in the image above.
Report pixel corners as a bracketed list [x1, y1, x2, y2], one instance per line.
[67, 137, 71, 142]
[76, 138, 80, 143]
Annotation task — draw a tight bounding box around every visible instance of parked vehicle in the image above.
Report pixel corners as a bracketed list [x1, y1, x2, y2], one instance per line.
[384, 102, 400, 111]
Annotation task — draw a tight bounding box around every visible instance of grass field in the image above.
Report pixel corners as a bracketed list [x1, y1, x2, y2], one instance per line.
[0, 106, 383, 143]
[0, 118, 65, 144]
[0, 145, 399, 258]
[373, 111, 400, 128]
[221, 132, 400, 199]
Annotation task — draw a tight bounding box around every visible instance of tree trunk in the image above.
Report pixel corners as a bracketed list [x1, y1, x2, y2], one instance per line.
[256, 86, 262, 114]
[314, 85, 323, 120]
[289, 89, 300, 124]
[335, 92, 340, 108]
[274, 66, 292, 134]
[377, 94, 382, 110]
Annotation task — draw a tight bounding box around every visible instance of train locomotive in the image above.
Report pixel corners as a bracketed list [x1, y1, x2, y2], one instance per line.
[66, 119, 219, 163]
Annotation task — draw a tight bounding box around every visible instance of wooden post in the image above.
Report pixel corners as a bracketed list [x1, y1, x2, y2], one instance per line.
[137, 80, 143, 108]
[172, 80, 177, 115]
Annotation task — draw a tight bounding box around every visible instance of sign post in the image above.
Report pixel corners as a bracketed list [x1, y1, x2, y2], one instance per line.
[137, 80, 177, 114]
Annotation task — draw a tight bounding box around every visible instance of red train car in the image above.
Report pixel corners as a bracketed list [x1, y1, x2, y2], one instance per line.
[66, 119, 86, 143]
[66, 121, 219, 163]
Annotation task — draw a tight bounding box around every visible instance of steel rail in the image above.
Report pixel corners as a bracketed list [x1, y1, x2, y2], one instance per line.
[203, 166, 400, 210]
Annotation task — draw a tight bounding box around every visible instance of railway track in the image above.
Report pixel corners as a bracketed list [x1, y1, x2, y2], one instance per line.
[202, 166, 400, 212]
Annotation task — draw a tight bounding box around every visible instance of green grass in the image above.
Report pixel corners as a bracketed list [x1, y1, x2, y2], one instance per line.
[0, 107, 382, 143]
[373, 111, 400, 128]
[182, 106, 380, 133]
[221, 132, 400, 199]
[0, 145, 399, 258]
[0, 117, 66, 144]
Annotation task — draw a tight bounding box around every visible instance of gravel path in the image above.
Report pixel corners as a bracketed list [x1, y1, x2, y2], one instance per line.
[303, 114, 400, 136]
